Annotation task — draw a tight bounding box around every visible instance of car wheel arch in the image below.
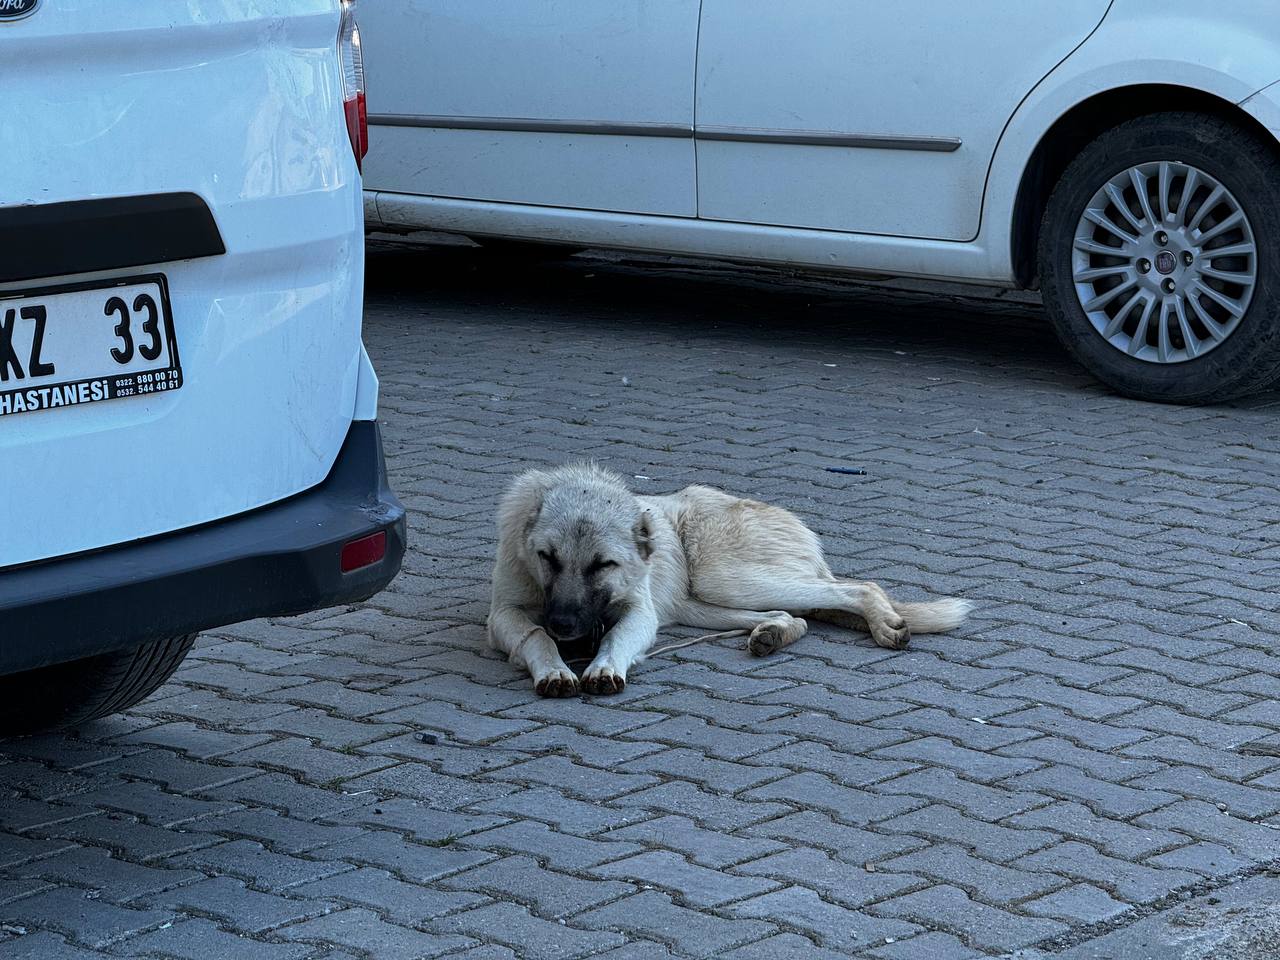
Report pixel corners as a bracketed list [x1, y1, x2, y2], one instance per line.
[1007, 84, 1278, 290]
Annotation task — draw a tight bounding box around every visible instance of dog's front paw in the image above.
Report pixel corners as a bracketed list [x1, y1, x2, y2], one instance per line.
[871, 616, 911, 650]
[581, 663, 626, 695]
[534, 668, 580, 698]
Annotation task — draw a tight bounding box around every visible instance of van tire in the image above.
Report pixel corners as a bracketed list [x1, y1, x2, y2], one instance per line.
[0, 634, 196, 736]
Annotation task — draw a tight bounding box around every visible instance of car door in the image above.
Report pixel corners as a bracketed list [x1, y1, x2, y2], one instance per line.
[360, 0, 700, 217]
[695, 1, 1112, 240]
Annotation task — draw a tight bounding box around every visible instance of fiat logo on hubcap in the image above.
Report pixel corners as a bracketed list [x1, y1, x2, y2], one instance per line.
[1155, 251, 1177, 275]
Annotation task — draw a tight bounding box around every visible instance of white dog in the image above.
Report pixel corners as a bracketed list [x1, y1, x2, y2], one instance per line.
[488, 463, 971, 696]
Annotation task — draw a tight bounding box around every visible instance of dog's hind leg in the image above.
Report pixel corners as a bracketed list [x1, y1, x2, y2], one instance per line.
[805, 608, 870, 633]
[668, 598, 808, 658]
[700, 574, 910, 650]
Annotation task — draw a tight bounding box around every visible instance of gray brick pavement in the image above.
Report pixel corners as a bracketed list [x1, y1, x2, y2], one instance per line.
[2, 245, 1279, 958]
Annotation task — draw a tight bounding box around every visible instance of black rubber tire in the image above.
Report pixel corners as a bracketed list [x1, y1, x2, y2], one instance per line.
[0, 634, 196, 736]
[472, 237, 584, 260]
[1039, 112, 1280, 404]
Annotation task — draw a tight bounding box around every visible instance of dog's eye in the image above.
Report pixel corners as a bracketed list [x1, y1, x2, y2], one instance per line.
[585, 558, 618, 576]
[537, 549, 562, 572]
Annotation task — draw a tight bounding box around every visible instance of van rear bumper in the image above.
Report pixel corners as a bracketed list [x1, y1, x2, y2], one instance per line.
[0, 420, 405, 674]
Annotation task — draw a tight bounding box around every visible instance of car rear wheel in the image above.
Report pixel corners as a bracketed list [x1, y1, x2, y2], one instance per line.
[0, 634, 196, 736]
[1039, 112, 1280, 403]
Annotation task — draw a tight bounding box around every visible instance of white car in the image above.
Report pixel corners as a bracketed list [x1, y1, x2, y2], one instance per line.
[0, 0, 403, 732]
[361, 1, 1280, 404]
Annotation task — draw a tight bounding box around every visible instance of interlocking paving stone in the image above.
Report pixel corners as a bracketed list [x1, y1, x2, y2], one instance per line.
[870, 736, 1042, 783]
[743, 810, 926, 865]
[1021, 882, 1132, 925]
[572, 890, 776, 957]
[454, 820, 644, 871]
[626, 748, 789, 793]
[602, 815, 787, 869]
[716, 932, 864, 960]
[870, 769, 1042, 822]
[611, 781, 793, 832]
[290, 866, 487, 923]
[988, 705, 1148, 751]
[615, 715, 792, 761]
[1006, 803, 1183, 864]
[867, 932, 985, 959]
[26, 814, 221, 864]
[0, 931, 110, 960]
[1136, 800, 1280, 860]
[733, 848, 921, 909]
[867, 707, 1038, 752]
[1014, 841, 1200, 904]
[167, 839, 353, 892]
[280, 907, 475, 959]
[3, 253, 1279, 957]
[874, 804, 1055, 861]
[1126, 767, 1280, 820]
[870, 884, 1068, 952]
[199, 772, 376, 822]
[309, 830, 493, 884]
[442, 854, 634, 917]
[429, 902, 625, 959]
[6, 847, 202, 902]
[472, 787, 647, 835]
[65, 781, 239, 829]
[1002, 766, 1179, 819]
[115, 919, 316, 959]
[0, 887, 174, 949]
[338, 765, 518, 810]
[480, 755, 660, 801]
[878, 843, 1063, 905]
[725, 886, 922, 950]
[1145, 841, 1255, 877]
[323, 798, 505, 845]
[137, 875, 332, 934]
[490, 725, 666, 767]
[590, 850, 779, 908]
[743, 773, 924, 826]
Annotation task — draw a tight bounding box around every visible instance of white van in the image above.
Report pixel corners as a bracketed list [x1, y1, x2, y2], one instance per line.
[0, 0, 403, 732]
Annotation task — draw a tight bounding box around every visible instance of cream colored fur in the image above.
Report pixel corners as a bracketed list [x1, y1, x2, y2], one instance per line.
[488, 463, 972, 697]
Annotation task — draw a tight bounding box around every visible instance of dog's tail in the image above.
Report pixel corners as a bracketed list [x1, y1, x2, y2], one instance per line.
[893, 597, 973, 634]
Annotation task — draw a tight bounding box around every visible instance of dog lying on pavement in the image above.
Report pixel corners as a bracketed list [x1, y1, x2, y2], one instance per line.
[487, 462, 971, 697]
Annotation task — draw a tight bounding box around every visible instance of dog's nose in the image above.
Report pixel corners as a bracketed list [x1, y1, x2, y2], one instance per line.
[545, 613, 577, 639]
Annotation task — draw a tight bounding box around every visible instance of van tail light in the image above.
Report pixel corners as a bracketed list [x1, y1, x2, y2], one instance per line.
[341, 531, 387, 573]
[339, 1, 368, 170]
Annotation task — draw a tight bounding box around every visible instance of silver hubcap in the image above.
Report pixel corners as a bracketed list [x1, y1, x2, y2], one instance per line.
[1072, 160, 1257, 364]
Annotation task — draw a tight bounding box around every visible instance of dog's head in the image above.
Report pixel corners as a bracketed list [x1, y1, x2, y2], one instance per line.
[509, 464, 654, 642]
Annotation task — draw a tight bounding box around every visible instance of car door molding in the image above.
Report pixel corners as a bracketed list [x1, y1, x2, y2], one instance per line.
[368, 114, 694, 139]
[368, 114, 960, 152]
[697, 125, 961, 152]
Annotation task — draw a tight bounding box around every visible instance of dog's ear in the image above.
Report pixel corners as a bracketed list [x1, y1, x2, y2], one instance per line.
[632, 511, 655, 561]
[497, 469, 549, 547]
[521, 495, 543, 538]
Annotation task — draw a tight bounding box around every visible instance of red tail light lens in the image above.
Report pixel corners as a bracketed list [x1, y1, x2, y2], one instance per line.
[339, 1, 368, 169]
[341, 531, 386, 573]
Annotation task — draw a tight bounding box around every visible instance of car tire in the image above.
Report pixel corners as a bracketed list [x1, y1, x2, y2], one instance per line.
[0, 634, 196, 736]
[1039, 111, 1280, 403]
[472, 237, 585, 260]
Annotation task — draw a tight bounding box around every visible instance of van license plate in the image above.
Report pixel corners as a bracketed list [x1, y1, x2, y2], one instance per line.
[0, 274, 182, 419]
